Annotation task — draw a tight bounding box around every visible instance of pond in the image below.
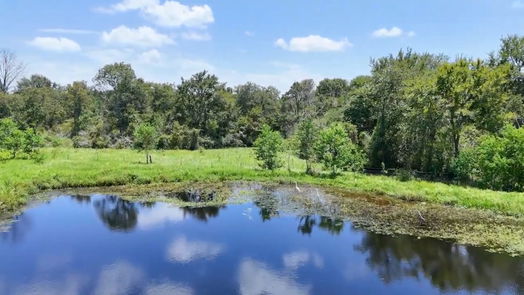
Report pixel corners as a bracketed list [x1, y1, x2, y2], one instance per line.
[0, 184, 523, 295]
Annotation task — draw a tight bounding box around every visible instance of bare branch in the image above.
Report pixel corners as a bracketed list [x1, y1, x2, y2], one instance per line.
[0, 49, 26, 93]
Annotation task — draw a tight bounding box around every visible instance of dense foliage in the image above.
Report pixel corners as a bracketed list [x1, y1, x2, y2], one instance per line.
[0, 35, 523, 190]
[254, 125, 284, 170]
[0, 118, 41, 159]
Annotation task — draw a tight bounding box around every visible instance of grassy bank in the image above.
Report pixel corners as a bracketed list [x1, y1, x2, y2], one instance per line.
[1, 147, 524, 216]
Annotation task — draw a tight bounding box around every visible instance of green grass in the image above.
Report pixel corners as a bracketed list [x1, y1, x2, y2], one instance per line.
[1, 147, 524, 216]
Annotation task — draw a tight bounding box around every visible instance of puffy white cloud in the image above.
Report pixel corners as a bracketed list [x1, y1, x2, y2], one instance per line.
[143, 1, 214, 28]
[98, 0, 214, 28]
[166, 236, 224, 263]
[372, 27, 415, 38]
[28, 37, 81, 52]
[275, 35, 352, 52]
[94, 261, 143, 295]
[238, 258, 311, 295]
[137, 203, 185, 228]
[282, 251, 324, 271]
[102, 25, 174, 47]
[181, 31, 211, 41]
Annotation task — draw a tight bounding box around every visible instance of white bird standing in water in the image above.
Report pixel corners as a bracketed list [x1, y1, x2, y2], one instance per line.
[295, 181, 301, 192]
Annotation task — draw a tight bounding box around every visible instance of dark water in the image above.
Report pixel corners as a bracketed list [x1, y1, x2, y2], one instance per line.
[1, 186, 523, 295]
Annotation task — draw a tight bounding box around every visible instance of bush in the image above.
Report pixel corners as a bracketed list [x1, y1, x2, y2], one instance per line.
[315, 123, 366, 175]
[254, 125, 284, 170]
[133, 123, 157, 164]
[456, 125, 524, 191]
[0, 118, 42, 158]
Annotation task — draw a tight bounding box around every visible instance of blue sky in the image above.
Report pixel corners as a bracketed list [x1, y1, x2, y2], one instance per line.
[1, 0, 523, 91]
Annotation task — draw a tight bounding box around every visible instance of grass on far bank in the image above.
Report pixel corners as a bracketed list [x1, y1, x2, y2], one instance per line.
[1, 147, 524, 217]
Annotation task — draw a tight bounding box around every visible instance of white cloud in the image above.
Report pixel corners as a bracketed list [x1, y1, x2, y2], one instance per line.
[94, 261, 143, 295]
[102, 25, 174, 47]
[282, 251, 324, 271]
[98, 0, 214, 28]
[238, 258, 311, 295]
[106, 0, 157, 12]
[245, 31, 254, 37]
[372, 27, 415, 38]
[166, 236, 224, 263]
[145, 283, 194, 295]
[275, 35, 352, 52]
[39, 28, 97, 35]
[513, 0, 524, 8]
[167, 237, 224, 263]
[181, 31, 211, 41]
[143, 1, 214, 28]
[28, 37, 81, 52]
[137, 204, 184, 228]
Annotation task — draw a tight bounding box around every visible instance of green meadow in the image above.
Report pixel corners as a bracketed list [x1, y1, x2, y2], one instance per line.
[1, 147, 524, 217]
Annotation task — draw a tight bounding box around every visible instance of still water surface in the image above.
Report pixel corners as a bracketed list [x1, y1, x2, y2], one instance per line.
[0, 185, 523, 295]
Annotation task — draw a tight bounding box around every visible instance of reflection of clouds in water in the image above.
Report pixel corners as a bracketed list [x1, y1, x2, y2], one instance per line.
[167, 236, 224, 263]
[94, 261, 143, 295]
[145, 282, 194, 295]
[36, 252, 73, 272]
[238, 258, 311, 295]
[94, 261, 194, 295]
[283, 251, 324, 270]
[137, 205, 186, 229]
[242, 207, 253, 220]
[343, 260, 370, 281]
[12, 274, 86, 295]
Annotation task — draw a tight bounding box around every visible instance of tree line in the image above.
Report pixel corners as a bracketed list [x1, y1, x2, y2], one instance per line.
[0, 36, 523, 190]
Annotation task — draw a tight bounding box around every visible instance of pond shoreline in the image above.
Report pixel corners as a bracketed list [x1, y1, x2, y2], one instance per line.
[5, 181, 524, 256]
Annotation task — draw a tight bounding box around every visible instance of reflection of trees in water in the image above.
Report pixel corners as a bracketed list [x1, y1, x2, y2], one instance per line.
[93, 196, 138, 232]
[0, 213, 31, 243]
[254, 197, 280, 222]
[182, 206, 224, 222]
[297, 215, 344, 236]
[356, 232, 524, 293]
[70, 195, 91, 204]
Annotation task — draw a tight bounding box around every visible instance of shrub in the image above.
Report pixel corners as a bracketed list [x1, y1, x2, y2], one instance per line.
[133, 123, 157, 164]
[315, 123, 366, 175]
[456, 125, 524, 191]
[254, 125, 284, 170]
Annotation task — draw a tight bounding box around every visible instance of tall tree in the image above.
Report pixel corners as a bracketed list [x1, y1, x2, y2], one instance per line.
[280, 79, 316, 135]
[0, 49, 25, 93]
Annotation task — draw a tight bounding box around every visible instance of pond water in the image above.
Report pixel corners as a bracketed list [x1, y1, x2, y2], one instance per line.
[0, 185, 523, 295]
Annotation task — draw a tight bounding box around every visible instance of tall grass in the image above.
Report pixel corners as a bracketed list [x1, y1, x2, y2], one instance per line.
[1, 147, 524, 216]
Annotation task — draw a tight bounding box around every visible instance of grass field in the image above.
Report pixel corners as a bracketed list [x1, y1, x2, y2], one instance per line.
[1, 147, 524, 216]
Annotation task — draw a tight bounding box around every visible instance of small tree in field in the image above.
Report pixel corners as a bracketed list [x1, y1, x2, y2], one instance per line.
[315, 123, 365, 175]
[0, 118, 41, 159]
[295, 119, 318, 174]
[254, 125, 284, 170]
[134, 123, 157, 164]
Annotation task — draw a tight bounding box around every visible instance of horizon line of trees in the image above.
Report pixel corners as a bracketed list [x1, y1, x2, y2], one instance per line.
[0, 35, 523, 190]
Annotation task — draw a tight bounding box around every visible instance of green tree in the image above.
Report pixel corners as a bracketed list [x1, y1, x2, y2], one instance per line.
[66, 81, 93, 137]
[280, 79, 316, 135]
[133, 123, 157, 164]
[463, 125, 524, 191]
[0, 118, 41, 158]
[295, 119, 318, 174]
[254, 125, 284, 170]
[315, 123, 366, 175]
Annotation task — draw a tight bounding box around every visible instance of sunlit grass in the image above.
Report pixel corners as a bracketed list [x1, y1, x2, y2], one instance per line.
[1, 147, 524, 216]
